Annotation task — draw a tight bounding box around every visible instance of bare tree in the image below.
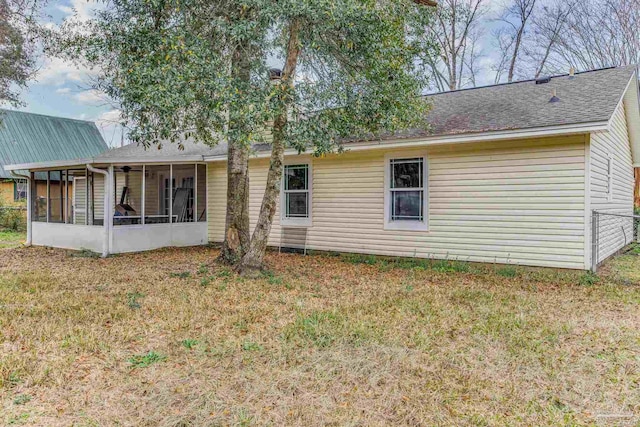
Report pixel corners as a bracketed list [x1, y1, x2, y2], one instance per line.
[522, 2, 574, 78]
[492, 0, 537, 83]
[551, 0, 640, 70]
[419, 0, 485, 91]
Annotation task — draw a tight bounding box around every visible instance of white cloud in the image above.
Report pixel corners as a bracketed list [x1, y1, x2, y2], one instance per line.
[73, 89, 105, 105]
[95, 109, 127, 147]
[97, 109, 122, 125]
[36, 56, 98, 86]
[58, 0, 103, 23]
[55, 87, 71, 94]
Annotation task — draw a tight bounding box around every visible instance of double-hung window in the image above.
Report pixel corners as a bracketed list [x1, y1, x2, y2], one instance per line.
[281, 163, 312, 226]
[385, 155, 428, 231]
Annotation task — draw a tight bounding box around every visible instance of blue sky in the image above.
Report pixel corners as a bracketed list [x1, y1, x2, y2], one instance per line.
[14, 0, 124, 147]
[14, 0, 510, 148]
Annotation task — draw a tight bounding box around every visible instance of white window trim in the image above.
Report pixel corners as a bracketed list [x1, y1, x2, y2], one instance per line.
[606, 153, 613, 202]
[280, 158, 312, 227]
[384, 152, 429, 231]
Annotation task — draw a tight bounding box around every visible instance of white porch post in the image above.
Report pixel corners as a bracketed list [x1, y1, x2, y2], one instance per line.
[194, 164, 197, 223]
[46, 171, 50, 223]
[141, 165, 145, 225]
[108, 165, 114, 254]
[169, 164, 173, 224]
[10, 171, 31, 246]
[87, 164, 111, 257]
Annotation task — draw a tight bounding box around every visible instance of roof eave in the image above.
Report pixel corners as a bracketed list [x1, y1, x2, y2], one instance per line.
[202, 121, 610, 162]
[3, 155, 206, 172]
[619, 68, 640, 165]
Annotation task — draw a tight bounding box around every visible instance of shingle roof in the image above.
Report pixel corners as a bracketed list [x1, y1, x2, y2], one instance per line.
[423, 65, 637, 137]
[11, 66, 638, 166]
[0, 110, 108, 178]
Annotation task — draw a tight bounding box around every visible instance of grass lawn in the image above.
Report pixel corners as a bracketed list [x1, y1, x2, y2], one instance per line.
[0, 246, 638, 426]
[0, 229, 25, 249]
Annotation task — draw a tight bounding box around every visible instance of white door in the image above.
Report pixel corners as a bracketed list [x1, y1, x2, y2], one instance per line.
[73, 177, 86, 225]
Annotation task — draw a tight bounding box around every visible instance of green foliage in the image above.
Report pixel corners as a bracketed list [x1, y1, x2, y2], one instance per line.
[241, 340, 263, 352]
[496, 266, 518, 278]
[197, 264, 209, 275]
[70, 248, 101, 258]
[181, 339, 199, 349]
[579, 272, 599, 286]
[169, 271, 191, 279]
[342, 253, 378, 265]
[13, 394, 31, 405]
[53, 0, 437, 154]
[0, 209, 26, 231]
[127, 351, 166, 368]
[126, 292, 144, 309]
[0, 1, 38, 107]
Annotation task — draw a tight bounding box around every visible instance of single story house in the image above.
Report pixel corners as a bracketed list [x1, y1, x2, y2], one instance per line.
[0, 110, 108, 205]
[5, 66, 640, 270]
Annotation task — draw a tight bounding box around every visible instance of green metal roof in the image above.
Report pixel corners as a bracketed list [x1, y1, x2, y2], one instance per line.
[0, 109, 108, 179]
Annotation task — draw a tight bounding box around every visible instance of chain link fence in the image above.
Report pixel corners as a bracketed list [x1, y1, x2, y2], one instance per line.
[591, 211, 640, 272]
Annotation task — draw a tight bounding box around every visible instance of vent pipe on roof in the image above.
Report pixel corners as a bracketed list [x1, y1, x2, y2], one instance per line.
[269, 68, 282, 81]
[549, 88, 560, 103]
[569, 67, 576, 79]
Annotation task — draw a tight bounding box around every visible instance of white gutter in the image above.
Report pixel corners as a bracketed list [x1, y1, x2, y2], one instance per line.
[203, 121, 610, 162]
[4, 156, 205, 172]
[4, 158, 95, 172]
[86, 164, 111, 258]
[10, 171, 31, 246]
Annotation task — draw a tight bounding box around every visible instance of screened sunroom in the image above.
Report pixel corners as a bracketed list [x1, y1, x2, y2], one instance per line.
[7, 156, 209, 256]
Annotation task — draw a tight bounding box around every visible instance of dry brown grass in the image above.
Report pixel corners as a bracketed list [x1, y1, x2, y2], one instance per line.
[0, 245, 638, 426]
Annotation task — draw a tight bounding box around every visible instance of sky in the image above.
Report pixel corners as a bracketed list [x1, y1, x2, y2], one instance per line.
[12, 0, 124, 147]
[12, 0, 511, 148]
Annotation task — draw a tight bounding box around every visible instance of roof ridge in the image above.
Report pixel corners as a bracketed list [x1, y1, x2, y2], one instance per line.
[426, 65, 637, 97]
[0, 108, 98, 125]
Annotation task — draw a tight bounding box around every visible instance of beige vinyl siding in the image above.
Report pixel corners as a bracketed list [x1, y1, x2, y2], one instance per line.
[93, 174, 105, 222]
[208, 135, 587, 269]
[590, 102, 635, 264]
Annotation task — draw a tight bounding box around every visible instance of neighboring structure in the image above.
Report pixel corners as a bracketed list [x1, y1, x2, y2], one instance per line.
[0, 110, 108, 206]
[5, 66, 640, 270]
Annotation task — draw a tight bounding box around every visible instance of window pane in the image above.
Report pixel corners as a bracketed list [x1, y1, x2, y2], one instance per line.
[49, 171, 64, 223]
[391, 159, 422, 189]
[285, 165, 307, 190]
[14, 180, 27, 201]
[171, 164, 196, 223]
[286, 192, 308, 217]
[32, 172, 47, 222]
[144, 165, 171, 224]
[113, 166, 143, 225]
[391, 190, 422, 221]
[196, 164, 207, 222]
[67, 170, 86, 224]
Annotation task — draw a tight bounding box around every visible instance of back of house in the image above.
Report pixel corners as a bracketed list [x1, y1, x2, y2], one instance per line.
[5, 66, 640, 270]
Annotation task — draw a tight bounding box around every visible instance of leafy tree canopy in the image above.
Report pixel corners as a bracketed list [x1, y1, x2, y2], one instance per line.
[55, 0, 436, 154]
[0, 0, 38, 106]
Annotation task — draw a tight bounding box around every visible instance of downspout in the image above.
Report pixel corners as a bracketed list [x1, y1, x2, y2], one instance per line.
[10, 171, 31, 246]
[87, 164, 110, 258]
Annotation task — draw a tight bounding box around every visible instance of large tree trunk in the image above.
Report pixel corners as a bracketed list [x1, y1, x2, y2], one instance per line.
[238, 19, 301, 276]
[219, 142, 250, 262]
[219, 43, 252, 263]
